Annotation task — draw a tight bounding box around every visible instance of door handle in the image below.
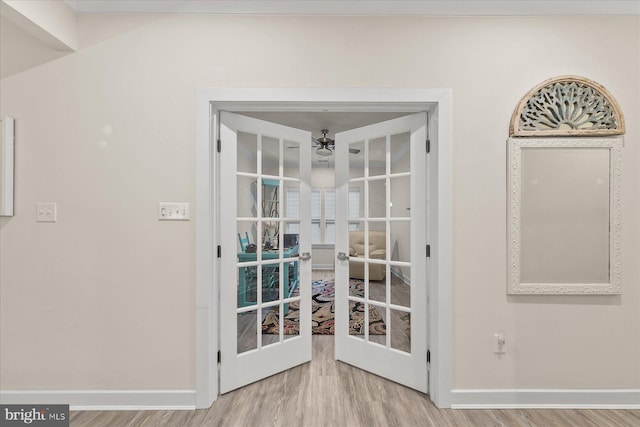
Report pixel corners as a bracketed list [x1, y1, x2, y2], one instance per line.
[337, 252, 349, 261]
[300, 252, 311, 261]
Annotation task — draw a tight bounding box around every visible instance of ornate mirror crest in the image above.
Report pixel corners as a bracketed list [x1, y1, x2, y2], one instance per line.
[510, 75, 625, 137]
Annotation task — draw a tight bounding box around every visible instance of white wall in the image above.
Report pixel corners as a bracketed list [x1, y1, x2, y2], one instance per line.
[0, 14, 638, 392]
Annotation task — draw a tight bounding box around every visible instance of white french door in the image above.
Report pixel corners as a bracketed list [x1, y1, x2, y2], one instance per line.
[219, 112, 312, 393]
[334, 113, 429, 392]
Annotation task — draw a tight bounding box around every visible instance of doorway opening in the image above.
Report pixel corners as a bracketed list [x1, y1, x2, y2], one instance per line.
[195, 89, 453, 409]
[239, 111, 413, 344]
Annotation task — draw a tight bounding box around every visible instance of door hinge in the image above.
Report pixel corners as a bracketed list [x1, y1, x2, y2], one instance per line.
[217, 138, 221, 153]
[217, 245, 221, 258]
[426, 244, 431, 258]
[427, 349, 431, 365]
[217, 350, 221, 364]
[426, 139, 431, 153]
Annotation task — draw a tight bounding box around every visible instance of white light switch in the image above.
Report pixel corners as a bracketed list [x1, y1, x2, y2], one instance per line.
[159, 202, 190, 221]
[36, 203, 57, 222]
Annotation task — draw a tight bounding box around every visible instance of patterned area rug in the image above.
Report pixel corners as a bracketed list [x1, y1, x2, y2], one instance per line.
[261, 280, 386, 335]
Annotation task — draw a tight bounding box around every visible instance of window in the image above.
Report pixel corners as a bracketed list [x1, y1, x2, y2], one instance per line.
[325, 189, 335, 244]
[285, 186, 300, 234]
[285, 186, 361, 244]
[348, 187, 360, 230]
[311, 188, 322, 244]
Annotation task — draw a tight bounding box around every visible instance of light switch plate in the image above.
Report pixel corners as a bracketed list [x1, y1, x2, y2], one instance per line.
[159, 202, 190, 220]
[36, 202, 57, 222]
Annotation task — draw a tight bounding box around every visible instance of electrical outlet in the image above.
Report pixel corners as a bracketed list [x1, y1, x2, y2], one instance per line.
[159, 202, 190, 220]
[36, 203, 57, 222]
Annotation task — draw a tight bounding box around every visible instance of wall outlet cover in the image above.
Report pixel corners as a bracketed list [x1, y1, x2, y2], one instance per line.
[36, 203, 57, 222]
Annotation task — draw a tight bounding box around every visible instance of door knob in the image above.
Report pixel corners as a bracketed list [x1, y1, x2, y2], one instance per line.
[300, 252, 311, 261]
[337, 252, 349, 261]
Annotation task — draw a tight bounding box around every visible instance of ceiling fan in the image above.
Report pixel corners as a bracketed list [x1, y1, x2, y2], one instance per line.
[312, 129, 361, 157]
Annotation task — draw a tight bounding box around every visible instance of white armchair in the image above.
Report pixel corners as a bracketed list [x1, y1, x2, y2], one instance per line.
[348, 230, 386, 280]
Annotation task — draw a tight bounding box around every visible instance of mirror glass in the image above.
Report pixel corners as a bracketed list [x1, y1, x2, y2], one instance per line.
[508, 137, 622, 295]
[520, 149, 610, 284]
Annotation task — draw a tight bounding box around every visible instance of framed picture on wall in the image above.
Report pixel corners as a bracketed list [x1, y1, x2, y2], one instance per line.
[0, 117, 15, 216]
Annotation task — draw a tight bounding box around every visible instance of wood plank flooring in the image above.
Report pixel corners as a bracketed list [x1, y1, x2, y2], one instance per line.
[70, 335, 640, 426]
[69, 270, 640, 426]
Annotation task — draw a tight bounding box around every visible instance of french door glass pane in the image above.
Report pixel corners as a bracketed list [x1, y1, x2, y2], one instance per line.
[349, 141, 365, 179]
[262, 263, 280, 303]
[238, 265, 257, 308]
[348, 187, 361, 219]
[237, 220, 256, 254]
[284, 221, 300, 244]
[390, 308, 411, 353]
[368, 270, 387, 304]
[368, 179, 386, 219]
[368, 302, 387, 346]
[286, 260, 300, 298]
[237, 309, 258, 354]
[391, 265, 411, 308]
[348, 298, 365, 340]
[283, 139, 300, 179]
[284, 184, 300, 218]
[390, 221, 410, 263]
[262, 180, 280, 219]
[261, 305, 280, 346]
[390, 175, 410, 217]
[237, 131, 257, 174]
[237, 176, 257, 218]
[369, 136, 386, 177]
[390, 132, 410, 174]
[262, 136, 280, 176]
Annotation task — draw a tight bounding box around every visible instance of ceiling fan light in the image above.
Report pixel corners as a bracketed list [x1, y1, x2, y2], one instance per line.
[316, 146, 332, 156]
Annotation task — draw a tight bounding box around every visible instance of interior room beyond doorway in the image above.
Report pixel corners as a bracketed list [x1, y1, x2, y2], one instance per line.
[237, 111, 416, 353]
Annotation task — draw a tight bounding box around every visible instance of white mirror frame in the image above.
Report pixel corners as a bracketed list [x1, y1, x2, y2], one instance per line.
[508, 137, 622, 295]
[1, 117, 15, 217]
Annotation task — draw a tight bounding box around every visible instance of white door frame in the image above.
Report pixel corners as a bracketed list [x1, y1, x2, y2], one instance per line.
[195, 88, 453, 408]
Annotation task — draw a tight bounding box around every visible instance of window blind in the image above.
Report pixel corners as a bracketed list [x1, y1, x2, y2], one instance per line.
[311, 188, 321, 244]
[348, 187, 361, 231]
[285, 186, 300, 218]
[325, 189, 335, 244]
[285, 186, 300, 234]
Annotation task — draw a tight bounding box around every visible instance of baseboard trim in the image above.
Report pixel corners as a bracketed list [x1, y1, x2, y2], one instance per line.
[0, 389, 196, 411]
[390, 268, 410, 285]
[451, 389, 640, 409]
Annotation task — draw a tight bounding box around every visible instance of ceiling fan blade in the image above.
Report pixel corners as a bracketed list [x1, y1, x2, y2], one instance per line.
[349, 148, 361, 154]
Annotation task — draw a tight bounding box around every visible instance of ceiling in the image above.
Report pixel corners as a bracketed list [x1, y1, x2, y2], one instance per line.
[63, 1, 640, 16]
[240, 111, 413, 166]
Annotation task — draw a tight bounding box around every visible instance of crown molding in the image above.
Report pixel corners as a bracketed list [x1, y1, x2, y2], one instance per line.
[63, 1, 640, 16]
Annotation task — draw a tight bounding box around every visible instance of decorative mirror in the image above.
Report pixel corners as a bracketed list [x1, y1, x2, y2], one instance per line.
[508, 77, 624, 295]
[0, 117, 14, 217]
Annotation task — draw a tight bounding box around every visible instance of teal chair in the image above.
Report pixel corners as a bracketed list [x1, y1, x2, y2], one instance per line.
[238, 232, 251, 252]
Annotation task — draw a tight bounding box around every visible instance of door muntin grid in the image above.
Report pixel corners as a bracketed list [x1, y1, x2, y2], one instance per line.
[236, 131, 303, 353]
[347, 131, 412, 354]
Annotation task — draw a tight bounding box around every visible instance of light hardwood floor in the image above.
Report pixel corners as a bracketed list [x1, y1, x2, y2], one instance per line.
[70, 335, 640, 426]
[69, 271, 640, 426]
